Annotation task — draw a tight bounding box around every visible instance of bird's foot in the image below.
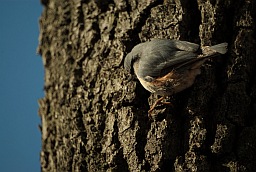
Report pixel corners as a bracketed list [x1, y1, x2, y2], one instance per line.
[148, 96, 173, 117]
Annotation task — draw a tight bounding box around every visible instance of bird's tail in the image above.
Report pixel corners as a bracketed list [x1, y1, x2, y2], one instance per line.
[202, 43, 228, 55]
[209, 43, 228, 54]
[176, 42, 228, 70]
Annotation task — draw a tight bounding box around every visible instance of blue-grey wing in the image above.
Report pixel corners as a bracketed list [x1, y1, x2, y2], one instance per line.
[136, 39, 199, 80]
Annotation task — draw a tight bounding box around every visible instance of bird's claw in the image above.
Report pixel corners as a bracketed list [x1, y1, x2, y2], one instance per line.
[147, 96, 173, 118]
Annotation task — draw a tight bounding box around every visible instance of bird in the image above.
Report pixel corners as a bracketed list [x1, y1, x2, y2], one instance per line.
[124, 39, 228, 115]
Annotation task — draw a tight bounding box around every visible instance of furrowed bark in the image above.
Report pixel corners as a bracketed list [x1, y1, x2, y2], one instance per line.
[38, 0, 256, 171]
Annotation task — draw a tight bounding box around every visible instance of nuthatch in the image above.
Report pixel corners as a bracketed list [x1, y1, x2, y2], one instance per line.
[124, 39, 228, 114]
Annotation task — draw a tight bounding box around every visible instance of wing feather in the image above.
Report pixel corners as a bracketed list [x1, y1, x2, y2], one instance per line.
[136, 39, 199, 80]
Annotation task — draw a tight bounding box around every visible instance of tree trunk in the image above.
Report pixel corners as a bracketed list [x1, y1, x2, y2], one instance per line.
[38, 0, 256, 171]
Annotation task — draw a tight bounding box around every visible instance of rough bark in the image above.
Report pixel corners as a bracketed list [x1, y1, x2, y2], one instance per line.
[38, 0, 256, 171]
